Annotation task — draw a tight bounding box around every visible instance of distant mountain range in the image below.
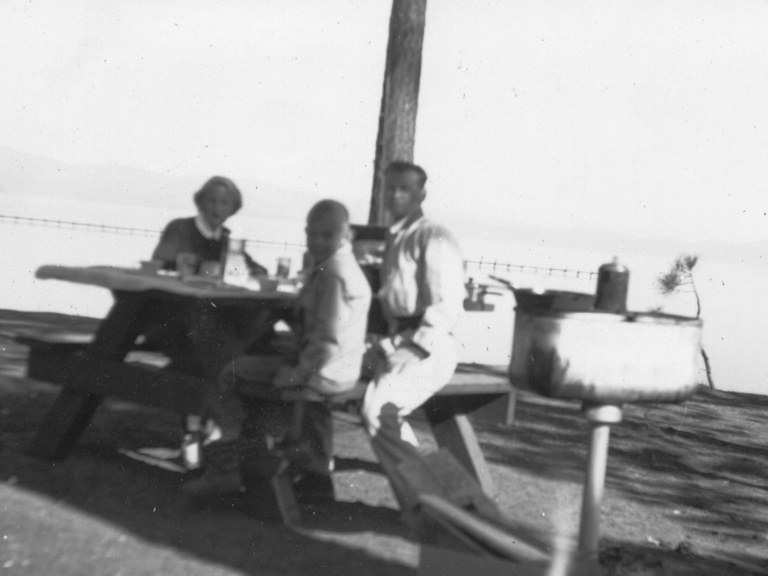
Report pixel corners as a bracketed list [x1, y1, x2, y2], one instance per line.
[1, 145, 765, 267]
[0, 145, 323, 219]
[448, 217, 767, 268]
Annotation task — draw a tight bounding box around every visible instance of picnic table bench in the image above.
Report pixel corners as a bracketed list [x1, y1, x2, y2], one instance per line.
[18, 327, 511, 495]
[26, 263, 574, 571]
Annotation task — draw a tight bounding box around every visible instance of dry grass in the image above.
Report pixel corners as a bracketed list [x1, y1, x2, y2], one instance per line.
[0, 308, 766, 575]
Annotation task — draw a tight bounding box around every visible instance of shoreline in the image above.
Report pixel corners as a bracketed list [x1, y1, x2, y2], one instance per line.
[3, 199, 766, 395]
[2, 306, 763, 400]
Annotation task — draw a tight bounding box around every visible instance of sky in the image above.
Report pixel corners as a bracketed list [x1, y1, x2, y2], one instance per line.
[1, 0, 767, 245]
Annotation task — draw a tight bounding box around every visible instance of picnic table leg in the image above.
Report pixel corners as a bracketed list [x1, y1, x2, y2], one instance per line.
[88, 292, 154, 359]
[28, 390, 103, 460]
[422, 405, 495, 496]
[504, 388, 517, 425]
[27, 292, 152, 460]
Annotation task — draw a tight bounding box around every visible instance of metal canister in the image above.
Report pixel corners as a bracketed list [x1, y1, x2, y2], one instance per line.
[594, 258, 629, 314]
[276, 256, 291, 279]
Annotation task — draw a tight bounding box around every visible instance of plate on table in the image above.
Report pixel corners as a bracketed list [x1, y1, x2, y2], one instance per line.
[179, 276, 225, 289]
[249, 277, 300, 294]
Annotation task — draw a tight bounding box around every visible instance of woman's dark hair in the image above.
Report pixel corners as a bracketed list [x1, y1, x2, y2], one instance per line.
[193, 176, 243, 215]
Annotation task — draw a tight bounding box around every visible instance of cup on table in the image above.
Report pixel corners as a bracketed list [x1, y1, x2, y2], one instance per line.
[176, 253, 199, 277]
[258, 277, 280, 293]
[139, 259, 162, 275]
[199, 260, 222, 279]
[276, 256, 291, 279]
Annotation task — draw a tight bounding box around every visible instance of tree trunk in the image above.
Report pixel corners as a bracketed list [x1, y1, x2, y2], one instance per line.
[368, 0, 427, 226]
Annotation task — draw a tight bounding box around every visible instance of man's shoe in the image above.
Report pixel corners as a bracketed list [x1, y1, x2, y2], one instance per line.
[181, 467, 245, 497]
[203, 421, 223, 445]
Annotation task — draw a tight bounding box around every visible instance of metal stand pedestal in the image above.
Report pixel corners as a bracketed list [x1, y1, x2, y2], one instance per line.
[578, 403, 623, 556]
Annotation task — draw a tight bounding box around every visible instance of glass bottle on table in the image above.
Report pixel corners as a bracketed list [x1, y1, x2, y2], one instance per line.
[222, 238, 250, 286]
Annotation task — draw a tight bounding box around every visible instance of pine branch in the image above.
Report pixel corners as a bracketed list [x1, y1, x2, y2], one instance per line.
[657, 254, 714, 389]
[701, 347, 715, 389]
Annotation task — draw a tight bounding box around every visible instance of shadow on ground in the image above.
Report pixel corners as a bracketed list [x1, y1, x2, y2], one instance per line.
[476, 385, 768, 575]
[0, 309, 414, 576]
[2, 308, 767, 575]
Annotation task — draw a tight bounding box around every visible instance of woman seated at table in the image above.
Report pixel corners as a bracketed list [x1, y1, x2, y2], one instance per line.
[151, 175, 268, 276]
[141, 176, 271, 371]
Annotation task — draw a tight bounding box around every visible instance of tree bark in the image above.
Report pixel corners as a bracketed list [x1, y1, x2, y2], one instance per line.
[368, 0, 427, 226]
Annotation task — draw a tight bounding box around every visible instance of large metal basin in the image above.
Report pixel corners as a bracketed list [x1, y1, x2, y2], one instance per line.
[509, 303, 703, 404]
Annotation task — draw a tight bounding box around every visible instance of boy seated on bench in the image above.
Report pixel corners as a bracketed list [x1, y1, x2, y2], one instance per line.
[184, 199, 372, 496]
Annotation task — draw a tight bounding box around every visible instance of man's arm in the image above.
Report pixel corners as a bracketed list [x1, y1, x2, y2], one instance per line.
[410, 225, 465, 355]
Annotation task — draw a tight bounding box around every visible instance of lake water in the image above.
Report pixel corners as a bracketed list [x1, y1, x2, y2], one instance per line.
[2, 193, 764, 396]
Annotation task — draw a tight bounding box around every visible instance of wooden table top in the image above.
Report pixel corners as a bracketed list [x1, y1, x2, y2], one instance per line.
[36, 265, 298, 301]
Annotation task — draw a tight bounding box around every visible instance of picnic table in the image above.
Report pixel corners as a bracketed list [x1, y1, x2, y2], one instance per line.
[23, 265, 297, 460]
[22, 264, 514, 495]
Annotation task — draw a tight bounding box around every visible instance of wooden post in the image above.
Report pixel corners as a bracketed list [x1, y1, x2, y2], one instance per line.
[369, 0, 427, 226]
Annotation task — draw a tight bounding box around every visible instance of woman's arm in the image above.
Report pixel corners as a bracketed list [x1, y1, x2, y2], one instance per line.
[244, 251, 269, 277]
[151, 220, 184, 269]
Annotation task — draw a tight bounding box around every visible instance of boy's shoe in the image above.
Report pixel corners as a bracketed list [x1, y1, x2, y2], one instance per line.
[203, 436, 267, 472]
[273, 438, 334, 477]
[181, 466, 245, 497]
[291, 470, 335, 503]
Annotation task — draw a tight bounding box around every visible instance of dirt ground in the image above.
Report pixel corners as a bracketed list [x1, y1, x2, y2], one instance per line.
[0, 308, 766, 575]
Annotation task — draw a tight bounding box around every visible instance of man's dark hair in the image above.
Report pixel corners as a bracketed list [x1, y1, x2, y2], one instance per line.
[385, 161, 428, 188]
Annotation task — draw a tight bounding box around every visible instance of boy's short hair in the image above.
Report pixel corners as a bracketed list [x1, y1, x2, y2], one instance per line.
[307, 199, 350, 228]
[385, 161, 428, 188]
[193, 176, 243, 215]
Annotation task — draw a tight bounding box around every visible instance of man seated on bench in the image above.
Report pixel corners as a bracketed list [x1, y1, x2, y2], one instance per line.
[361, 161, 466, 514]
[184, 199, 372, 496]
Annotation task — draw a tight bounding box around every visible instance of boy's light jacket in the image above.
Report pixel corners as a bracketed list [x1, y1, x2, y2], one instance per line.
[292, 242, 372, 391]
